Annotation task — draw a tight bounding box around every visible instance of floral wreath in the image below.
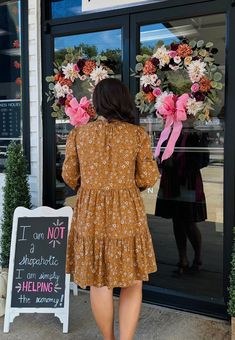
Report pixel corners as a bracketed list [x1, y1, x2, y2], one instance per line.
[46, 48, 115, 126]
[133, 39, 224, 160]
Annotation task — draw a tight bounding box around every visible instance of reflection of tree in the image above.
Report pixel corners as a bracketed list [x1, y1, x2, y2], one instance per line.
[140, 44, 154, 56]
[55, 44, 121, 73]
[101, 48, 121, 74]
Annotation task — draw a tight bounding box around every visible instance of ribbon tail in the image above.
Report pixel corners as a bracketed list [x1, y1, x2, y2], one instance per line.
[162, 121, 183, 161]
[154, 116, 173, 158]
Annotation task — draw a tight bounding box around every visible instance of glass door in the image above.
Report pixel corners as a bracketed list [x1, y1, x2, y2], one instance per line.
[130, 6, 228, 316]
[42, 16, 129, 207]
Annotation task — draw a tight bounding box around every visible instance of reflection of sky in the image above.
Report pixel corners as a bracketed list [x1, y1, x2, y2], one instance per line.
[52, 0, 82, 18]
[55, 29, 121, 52]
[141, 23, 189, 47]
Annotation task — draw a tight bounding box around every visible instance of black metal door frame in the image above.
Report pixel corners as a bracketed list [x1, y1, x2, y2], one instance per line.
[41, 0, 235, 319]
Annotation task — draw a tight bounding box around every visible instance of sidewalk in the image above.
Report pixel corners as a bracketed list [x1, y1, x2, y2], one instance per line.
[0, 290, 230, 340]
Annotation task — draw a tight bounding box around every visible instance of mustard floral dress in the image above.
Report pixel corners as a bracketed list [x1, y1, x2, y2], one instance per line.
[62, 118, 160, 289]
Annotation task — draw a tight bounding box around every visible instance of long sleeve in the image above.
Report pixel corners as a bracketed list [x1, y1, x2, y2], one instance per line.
[135, 127, 160, 191]
[62, 128, 80, 191]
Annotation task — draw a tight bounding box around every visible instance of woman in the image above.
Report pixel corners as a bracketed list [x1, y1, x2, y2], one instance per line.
[62, 78, 159, 340]
[155, 128, 209, 274]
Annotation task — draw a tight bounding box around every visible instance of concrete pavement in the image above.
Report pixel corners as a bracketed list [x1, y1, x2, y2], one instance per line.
[0, 290, 230, 340]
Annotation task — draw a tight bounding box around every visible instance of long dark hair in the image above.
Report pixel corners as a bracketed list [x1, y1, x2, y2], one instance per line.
[92, 78, 136, 124]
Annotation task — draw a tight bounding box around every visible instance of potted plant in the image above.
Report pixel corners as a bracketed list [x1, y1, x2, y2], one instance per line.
[0, 141, 31, 316]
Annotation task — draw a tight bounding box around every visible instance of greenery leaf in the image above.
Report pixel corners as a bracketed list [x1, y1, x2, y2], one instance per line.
[215, 82, 223, 90]
[48, 83, 54, 90]
[136, 55, 143, 62]
[135, 63, 143, 72]
[206, 42, 214, 48]
[213, 72, 222, 81]
[189, 40, 196, 48]
[197, 40, 204, 48]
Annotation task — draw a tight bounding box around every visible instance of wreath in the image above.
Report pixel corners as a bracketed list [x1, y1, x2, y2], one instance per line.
[133, 39, 224, 160]
[45, 48, 115, 125]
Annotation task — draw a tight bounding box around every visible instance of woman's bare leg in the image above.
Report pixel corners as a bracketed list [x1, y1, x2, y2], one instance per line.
[90, 286, 115, 340]
[119, 280, 142, 340]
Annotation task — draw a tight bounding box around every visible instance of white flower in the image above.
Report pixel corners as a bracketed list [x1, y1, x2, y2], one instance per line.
[53, 83, 65, 98]
[173, 56, 181, 64]
[140, 74, 158, 87]
[187, 60, 207, 83]
[62, 63, 78, 81]
[153, 46, 170, 68]
[155, 91, 172, 111]
[53, 83, 72, 98]
[90, 66, 109, 85]
[153, 45, 168, 60]
[169, 64, 180, 71]
[186, 98, 204, 115]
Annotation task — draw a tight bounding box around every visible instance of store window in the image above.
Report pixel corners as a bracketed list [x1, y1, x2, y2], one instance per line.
[0, 0, 29, 171]
[139, 14, 225, 302]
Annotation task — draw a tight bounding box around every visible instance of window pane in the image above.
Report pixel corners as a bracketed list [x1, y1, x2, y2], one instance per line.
[51, 0, 82, 19]
[0, 1, 22, 169]
[139, 14, 225, 302]
[54, 29, 122, 207]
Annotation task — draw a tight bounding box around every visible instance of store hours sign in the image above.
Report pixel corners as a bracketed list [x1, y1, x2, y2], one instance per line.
[0, 99, 21, 169]
[0, 100, 21, 138]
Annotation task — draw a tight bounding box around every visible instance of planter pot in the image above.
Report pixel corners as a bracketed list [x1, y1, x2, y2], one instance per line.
[0, 268, 8, 317]
[232, 317, 235, 340]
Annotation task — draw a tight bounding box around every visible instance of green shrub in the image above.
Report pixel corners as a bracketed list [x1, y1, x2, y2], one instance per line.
[0, 142, 31, 267]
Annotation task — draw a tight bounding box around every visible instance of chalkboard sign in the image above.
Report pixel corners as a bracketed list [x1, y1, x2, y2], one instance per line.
[4, 206, 73, 333]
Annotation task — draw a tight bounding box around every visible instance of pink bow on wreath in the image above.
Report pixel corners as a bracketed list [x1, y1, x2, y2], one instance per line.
[65, 96, 91, 126]
[155, 93, 189, 161]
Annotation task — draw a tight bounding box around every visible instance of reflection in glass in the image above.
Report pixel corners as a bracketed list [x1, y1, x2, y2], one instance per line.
[0, 1, 22, 169]
[140, 14, 225, 303]
[54, 29, 122, 207]
[51, 0, 82, 19]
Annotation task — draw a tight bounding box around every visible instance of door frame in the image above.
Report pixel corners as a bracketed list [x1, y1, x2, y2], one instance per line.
[41, 14, 130, 207]
[41, 0, 235, 319]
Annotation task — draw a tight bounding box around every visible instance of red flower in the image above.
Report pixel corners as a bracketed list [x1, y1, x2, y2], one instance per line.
[15, 77, 22, 85]
[13, 40, 20, 48]
[14, 61, 21, 69]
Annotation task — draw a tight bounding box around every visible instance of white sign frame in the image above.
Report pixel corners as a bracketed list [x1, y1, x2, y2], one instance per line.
[3, 206, 73, 333]
[82, 0, 157, 12]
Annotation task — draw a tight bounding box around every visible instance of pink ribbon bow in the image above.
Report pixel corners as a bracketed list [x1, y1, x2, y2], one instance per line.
[154, 93, 189, 161]
[65, 96, 91, 126]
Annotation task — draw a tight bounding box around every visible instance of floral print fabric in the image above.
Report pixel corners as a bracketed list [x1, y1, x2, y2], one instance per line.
[62, 119, 160, 289]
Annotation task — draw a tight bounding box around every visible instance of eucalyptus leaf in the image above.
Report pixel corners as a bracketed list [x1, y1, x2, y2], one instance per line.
[215, 82, 223, 90]
[206, 42, 214, 48]
[51, 111, 58, 118]
[189, 40, 196, 48]
[213, 72, 222, 81]
[204, 57, 214, 63]
[211, 81, 217, 88]
[53, 68, 59, 74]
[135, 63, 143, 72]
[49, 83, 54, 90]
[136, 55, 143, 62]
[199, 49, 207, 57]
[142, 54, 151, 61]
[210, 65, 217, 72]
[197, 40, 204, 48]
[46, 76, 54, 82]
